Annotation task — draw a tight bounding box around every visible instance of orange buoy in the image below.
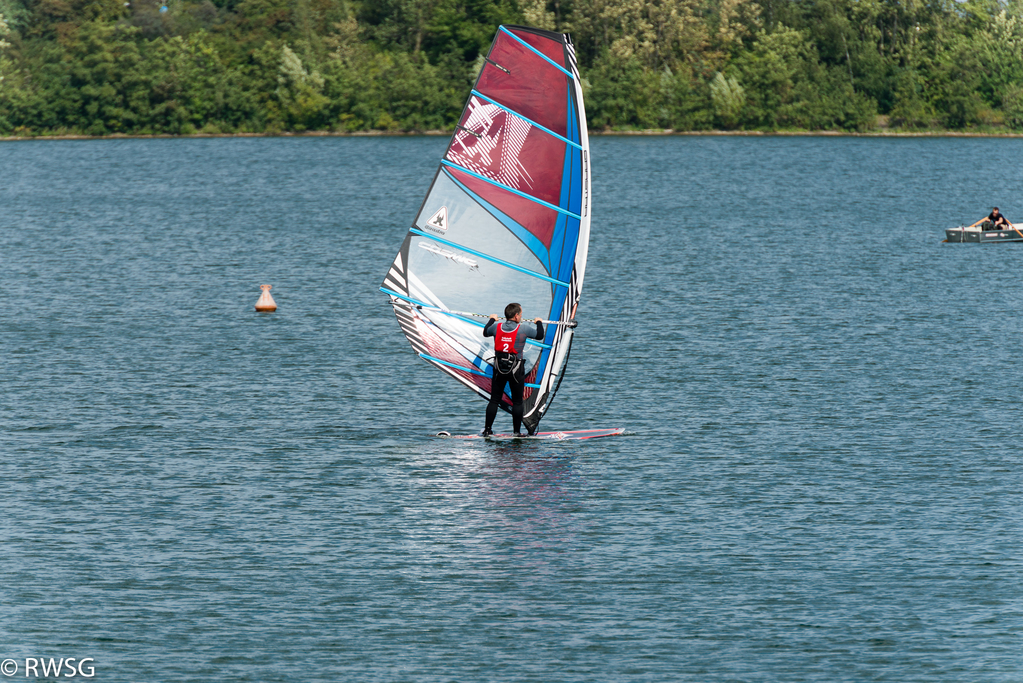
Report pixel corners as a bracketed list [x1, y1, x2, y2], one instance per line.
[255, 284, 277, 312]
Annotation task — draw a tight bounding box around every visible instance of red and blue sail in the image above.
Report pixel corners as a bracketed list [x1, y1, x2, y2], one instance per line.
[380, 25, 591, 432]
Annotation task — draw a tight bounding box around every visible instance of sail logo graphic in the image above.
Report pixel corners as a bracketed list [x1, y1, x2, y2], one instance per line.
[425, 206, 448, 232]
[418, 242, 479, 272]
[448, 99, 534, 191]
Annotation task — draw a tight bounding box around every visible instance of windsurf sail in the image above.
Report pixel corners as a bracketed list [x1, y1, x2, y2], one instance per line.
[380, 25, 590, 433]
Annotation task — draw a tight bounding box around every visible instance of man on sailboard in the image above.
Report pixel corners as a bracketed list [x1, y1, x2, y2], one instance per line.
[481, 303, 545, 437]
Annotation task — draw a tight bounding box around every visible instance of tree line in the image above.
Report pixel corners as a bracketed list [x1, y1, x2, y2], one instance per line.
[2, 0, 1023, 135]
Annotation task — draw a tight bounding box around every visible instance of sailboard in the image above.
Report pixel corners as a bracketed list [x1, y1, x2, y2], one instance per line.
[438, 428, 625, 441]
[380, 25, 591, 434]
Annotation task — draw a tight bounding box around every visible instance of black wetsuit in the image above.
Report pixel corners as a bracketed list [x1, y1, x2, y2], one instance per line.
[483, 319, 545, 434]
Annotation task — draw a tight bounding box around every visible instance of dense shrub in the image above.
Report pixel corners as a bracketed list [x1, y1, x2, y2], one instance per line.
[1, 0, 1022, 134]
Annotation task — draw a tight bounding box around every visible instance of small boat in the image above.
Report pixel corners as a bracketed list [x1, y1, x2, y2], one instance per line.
[944, 225, 1023, 243]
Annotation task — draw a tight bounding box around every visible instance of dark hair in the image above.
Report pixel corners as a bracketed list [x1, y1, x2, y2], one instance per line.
[993, 207, 1000, 211]
[504, 302, 522, 319]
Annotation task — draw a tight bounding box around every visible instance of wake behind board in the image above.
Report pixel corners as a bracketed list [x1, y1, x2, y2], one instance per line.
[437, 428, 624, 441]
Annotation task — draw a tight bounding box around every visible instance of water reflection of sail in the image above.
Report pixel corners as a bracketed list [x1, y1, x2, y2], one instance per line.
[470, 451, 581, 570]
[394, 445, 581, 585]
[380, 25, 590, 433]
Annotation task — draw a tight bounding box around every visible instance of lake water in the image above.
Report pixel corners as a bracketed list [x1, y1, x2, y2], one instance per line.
[2, 135, 1022, 682]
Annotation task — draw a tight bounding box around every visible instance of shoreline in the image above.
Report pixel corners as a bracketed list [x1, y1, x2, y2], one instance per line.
[4, 129, 1023, 141]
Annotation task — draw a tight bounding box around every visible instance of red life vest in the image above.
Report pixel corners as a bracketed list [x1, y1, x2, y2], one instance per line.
[494, 323, 520, 355]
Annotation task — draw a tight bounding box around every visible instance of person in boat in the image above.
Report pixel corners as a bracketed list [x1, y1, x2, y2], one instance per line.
[972, 207, 1011, 230]
[481, 303, 545, 437]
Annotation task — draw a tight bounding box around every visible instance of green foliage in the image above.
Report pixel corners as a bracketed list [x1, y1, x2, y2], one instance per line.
[786, 68, 877, 131]
[1, 0, 1022, 135]
[1, 12, 10, 116]
[584, 51, 652, 129]
[931, 40, 985, 129]
[710, 71, 744, 129]
[0, 0, 27, 29]
[274, 44, 328, 129]
[1003, 83, 1023, 129]
[973, 9, 1023, 103]
[322, 45, 468, 130]
[735, 26, 810, 128]
[888, 69, 935, 129]
[658, 66, 711, 131]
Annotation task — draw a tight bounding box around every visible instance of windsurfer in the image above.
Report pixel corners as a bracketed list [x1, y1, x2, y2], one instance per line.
[481, 303, 545, 437]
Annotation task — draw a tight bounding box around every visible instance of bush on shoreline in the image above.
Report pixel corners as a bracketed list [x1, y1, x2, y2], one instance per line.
[2, 0, 1023, 136]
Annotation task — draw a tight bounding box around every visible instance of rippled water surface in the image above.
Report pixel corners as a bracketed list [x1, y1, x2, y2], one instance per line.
[2, 136, 1022, 682]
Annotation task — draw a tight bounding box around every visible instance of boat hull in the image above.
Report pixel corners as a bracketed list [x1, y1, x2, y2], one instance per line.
[945, 227, 1023, 243]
